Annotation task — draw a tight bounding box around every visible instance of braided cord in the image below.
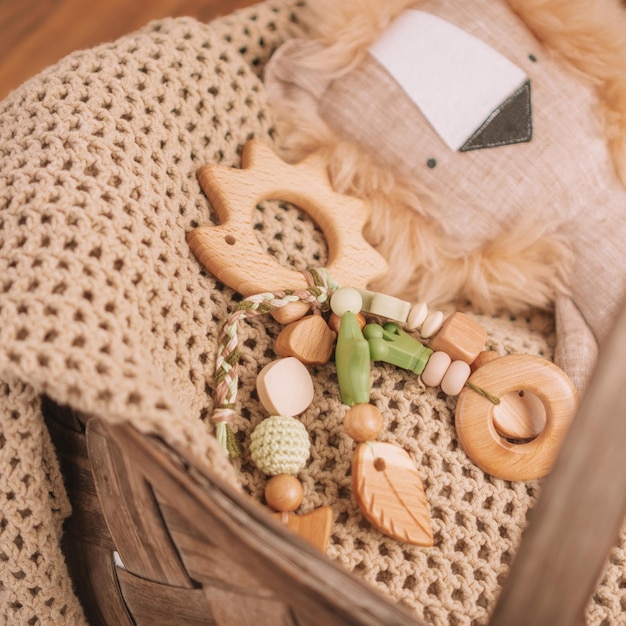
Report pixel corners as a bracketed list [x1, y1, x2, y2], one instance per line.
[212, 269, 338, 457]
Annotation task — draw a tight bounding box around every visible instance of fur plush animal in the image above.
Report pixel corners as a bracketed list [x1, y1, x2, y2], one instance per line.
[265, 0, 626, 391]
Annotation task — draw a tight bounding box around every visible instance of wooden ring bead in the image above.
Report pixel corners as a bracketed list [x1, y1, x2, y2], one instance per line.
[455, 354, 578, 481]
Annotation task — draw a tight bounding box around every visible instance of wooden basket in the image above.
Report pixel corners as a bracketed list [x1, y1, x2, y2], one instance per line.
[43, 301, 626, 626]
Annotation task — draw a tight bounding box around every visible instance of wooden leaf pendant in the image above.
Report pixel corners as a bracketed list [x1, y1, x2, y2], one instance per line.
[352, 442, 434, 546]
[272, 506, 333, 552]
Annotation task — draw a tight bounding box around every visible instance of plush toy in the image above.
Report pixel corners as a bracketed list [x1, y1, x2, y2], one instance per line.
[265, 0, 626, 392]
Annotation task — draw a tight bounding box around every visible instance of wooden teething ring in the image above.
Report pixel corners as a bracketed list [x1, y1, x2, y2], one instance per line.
[455, 354, 578, 481]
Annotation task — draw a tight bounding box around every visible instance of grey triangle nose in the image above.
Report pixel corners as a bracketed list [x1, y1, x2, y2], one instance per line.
[460, 80, 533, 151]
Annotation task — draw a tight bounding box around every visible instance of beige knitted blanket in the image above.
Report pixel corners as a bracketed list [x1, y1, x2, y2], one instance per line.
[0, 2, 624, 624]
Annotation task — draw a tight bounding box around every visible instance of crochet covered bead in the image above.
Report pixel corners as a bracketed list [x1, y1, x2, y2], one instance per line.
[250, 415, 310, 476]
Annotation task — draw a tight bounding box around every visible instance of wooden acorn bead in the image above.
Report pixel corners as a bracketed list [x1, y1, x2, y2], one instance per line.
[265, 474, 304, 512]
[329, 311, 366, 334]
[343, 403, 384, 442]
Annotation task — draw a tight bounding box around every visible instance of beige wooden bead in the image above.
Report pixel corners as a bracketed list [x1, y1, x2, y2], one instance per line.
[441, 360, 471, 396]
[420, 310, 444, 338]
[265, 474, 303, 512]
[421, 351, 452, 387]
[429, 312, 487, 364]
[343, 403, 384, 442]
[256, 357, 314, 416]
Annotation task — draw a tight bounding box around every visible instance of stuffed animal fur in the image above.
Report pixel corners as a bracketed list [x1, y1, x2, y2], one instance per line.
[265, 0, 626, 390]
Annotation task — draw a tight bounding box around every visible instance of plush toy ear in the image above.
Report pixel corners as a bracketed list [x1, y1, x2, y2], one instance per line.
[555, 297, 598, 392]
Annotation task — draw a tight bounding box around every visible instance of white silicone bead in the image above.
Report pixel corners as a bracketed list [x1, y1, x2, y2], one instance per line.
[406, 302, 428, 330]
[420, 310, 444, 338]
[441, 360, 471, 396]
[256, 357, 314, 416]
[330, 287, 363, 317]
[421, 351, 452, 387]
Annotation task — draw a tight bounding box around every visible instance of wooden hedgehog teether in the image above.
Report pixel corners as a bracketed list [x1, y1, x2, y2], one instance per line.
[188, 140, 388, 295]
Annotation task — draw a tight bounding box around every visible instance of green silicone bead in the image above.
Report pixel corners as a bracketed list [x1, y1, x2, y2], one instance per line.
[364, 322, 433, 375]
[330, 287, 363, 317]
[335, 311, 371, 406]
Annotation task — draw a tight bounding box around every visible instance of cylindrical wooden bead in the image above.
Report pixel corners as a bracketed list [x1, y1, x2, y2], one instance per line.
[406, 302, 428, 330]
[429, 312, 487, 364]
[421, 351, 452, 387]
[343, 403, 384, 442]
[420, 310, 444, 338]
[328, 311, 366, 335]
[265, 474, 303, 512]
[441, 360, 471, 396]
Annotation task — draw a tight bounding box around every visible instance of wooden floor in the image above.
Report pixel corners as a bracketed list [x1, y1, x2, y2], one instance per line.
[0, 0, 258, 101]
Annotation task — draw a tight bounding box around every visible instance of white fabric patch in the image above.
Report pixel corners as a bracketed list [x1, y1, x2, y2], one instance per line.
[369, 10, 528, 151]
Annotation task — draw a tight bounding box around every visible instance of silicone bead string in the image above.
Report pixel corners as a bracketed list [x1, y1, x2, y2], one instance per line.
[213, 276, 500, 458]
[212, 268, 339, 456]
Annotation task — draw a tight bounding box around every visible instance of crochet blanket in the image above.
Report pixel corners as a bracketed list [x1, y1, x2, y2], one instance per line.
[0, 2, 624, 624]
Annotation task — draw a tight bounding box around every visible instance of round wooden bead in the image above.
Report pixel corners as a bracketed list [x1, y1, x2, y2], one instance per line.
[330, 287, 363, 317]
[265, 474, 304, 512]
[441, 360, 471, 396]
[343, 403, 384, 442]
[420, 310, 444, 338]
[406, 302, 428, 330]
[421, 351, 452, 387]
